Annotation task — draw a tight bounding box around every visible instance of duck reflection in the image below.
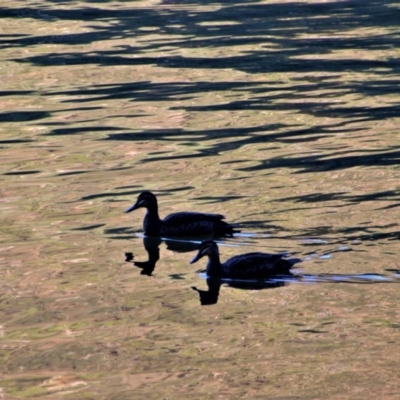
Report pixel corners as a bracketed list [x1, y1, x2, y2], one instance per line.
[192, 276, 290, 305]
[191, 271, 397, 306]
[125, 236, 204, 276]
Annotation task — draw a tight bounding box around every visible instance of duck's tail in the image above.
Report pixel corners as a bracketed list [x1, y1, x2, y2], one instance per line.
[218, 222, 241, 237]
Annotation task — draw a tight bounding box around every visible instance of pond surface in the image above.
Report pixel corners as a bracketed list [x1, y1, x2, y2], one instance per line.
[1, 0, 400, 398]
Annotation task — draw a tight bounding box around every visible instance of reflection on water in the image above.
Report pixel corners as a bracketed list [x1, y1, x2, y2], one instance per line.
[193, 264, 400, 306]
[127, 236, 400, 306]
[126, 236, 161, 276]
[2, 0, 400, 398]
[192, 276, 289, 306]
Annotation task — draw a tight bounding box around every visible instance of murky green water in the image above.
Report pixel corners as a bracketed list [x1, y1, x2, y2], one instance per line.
[1, 0, 400, 398]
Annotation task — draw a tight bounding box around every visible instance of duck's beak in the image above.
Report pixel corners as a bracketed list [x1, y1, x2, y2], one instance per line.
[190, 251, 203, 264]
[125, 201, 140, 213]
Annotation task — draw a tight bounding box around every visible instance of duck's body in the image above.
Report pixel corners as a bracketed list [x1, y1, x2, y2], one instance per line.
[190, 240, 301, 279]
[125, 191, 238, 237]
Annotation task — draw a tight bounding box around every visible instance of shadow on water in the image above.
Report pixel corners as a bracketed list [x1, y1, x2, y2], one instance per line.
[82, 187, 232, 204]
[2, 1, 399, 250]
[282, 225, 400, 246]
[3, 2, 400, 240]
[3, 0, 400, 176]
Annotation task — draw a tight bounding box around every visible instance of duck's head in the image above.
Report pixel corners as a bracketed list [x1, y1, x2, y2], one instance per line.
[190, 240, 218, 264]
[125, 191, 157, 213]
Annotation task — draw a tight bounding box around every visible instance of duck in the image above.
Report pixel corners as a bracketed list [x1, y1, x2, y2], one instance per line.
[190, 240, 301, 279]
[125, 191, 239, 237]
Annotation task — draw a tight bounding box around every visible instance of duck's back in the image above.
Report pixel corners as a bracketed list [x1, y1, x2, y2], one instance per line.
[222, 252, 299, 279]
[161, 211, 235, 236]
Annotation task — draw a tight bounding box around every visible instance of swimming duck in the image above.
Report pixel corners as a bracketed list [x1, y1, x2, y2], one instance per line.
[190, 240, 301, 279]
[125, 191, 238, 237]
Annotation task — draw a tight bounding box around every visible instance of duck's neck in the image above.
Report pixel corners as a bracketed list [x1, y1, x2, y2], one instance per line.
[143, 204, 161, 236]
[206, 252, 223, 277]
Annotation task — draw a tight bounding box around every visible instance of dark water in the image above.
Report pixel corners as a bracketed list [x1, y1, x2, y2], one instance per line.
[1, 0, 400, 398]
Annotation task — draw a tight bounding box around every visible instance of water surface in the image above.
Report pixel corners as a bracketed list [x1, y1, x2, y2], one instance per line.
[1, 0, 400, 398]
